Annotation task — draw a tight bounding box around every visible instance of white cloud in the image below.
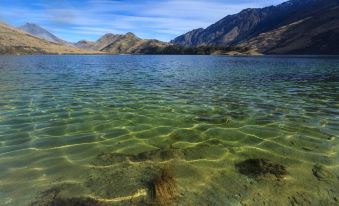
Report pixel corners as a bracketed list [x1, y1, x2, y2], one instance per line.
[0, 0, 287, 42]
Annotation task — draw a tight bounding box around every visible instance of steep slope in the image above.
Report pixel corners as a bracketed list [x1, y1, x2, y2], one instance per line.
[171, 0, 339, 50]
[100, 33, 169, 54]
[171, 28, 204, 47]
[237, 5, 339, 54]
[0, 23, 99, 55]
[76, 32, 169, 54]
[18, 23, 68, 44]
[74, 40, 97, 50]
[75, 33, 124, 51]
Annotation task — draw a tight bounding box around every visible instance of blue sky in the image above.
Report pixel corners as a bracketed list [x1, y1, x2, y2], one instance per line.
[0, 0, 287, 42]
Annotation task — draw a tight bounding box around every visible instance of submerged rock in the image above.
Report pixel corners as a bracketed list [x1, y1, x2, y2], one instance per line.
[312, 164, 334, 181]
[288, 192, 314, 206]
[235, 159, 287, 180]
[30, 186, 105, 206]
[46, 197, 103, 206]
[32, 163, 178, 206]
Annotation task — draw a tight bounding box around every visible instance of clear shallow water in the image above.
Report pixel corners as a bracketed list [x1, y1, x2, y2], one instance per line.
[0, 55, 338, 206]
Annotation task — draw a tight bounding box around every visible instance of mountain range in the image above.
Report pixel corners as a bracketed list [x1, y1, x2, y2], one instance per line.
[171, 0, 339, 54]
[1, 0, 338, 55]
[0, 22, 99, 55]
[75, 32, 168, 54]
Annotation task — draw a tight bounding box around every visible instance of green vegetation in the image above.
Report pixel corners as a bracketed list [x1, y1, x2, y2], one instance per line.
[139, 45, 253, 55]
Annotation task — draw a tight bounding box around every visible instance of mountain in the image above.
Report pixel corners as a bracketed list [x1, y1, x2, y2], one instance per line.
[237, 3, 339, 54]
[171, 0, 339, 54]
[74, 40, 97, 50]
[0, 22, 100, 55]
[18, 23, 68, 44]
[75, 32, 169, 54]
[75, 33, 125, 51]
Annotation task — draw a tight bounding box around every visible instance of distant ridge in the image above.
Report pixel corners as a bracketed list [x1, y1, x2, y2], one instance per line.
[75, 32, 169, 54]
[171, 0, 339, 54]
[0, 22, 100, 55]
[1, 0, 339, 55]
[18, 23, 69, 45]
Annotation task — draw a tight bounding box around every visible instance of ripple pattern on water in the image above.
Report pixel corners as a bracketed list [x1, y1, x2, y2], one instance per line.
[0, 55, 338, 205]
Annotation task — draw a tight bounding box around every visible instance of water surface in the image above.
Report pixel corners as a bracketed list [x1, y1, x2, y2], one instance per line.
[0, 55, 338, 205]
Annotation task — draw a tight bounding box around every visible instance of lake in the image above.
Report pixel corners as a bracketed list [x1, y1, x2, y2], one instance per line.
[0, 55, 338, 205]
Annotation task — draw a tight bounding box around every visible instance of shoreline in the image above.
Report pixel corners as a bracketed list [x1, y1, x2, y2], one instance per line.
[1, 53, 339, 57]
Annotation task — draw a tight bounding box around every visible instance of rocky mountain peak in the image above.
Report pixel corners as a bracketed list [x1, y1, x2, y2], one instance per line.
[18, 23, 68, 44]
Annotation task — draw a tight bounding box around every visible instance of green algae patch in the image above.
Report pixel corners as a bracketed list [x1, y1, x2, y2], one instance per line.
[194, 114, 230, 124]
[169, 129, 202, 142]
[94, 147, 182, 166]
[181, 143, 227, 161]
[236, 159, 287, 180]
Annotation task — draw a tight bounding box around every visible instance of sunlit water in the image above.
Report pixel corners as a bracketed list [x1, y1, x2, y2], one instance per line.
[0, 55, 338, 206]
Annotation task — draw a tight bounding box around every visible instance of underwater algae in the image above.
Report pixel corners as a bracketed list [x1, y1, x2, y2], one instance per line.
[31, 148, 179, 206]
[235, 159, 287, 180]
[0, 55, 338, 205]
[148, 163, 177, 205]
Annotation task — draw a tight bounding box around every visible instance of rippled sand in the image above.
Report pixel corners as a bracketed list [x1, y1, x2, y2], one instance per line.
[0, 55, 338, 205]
